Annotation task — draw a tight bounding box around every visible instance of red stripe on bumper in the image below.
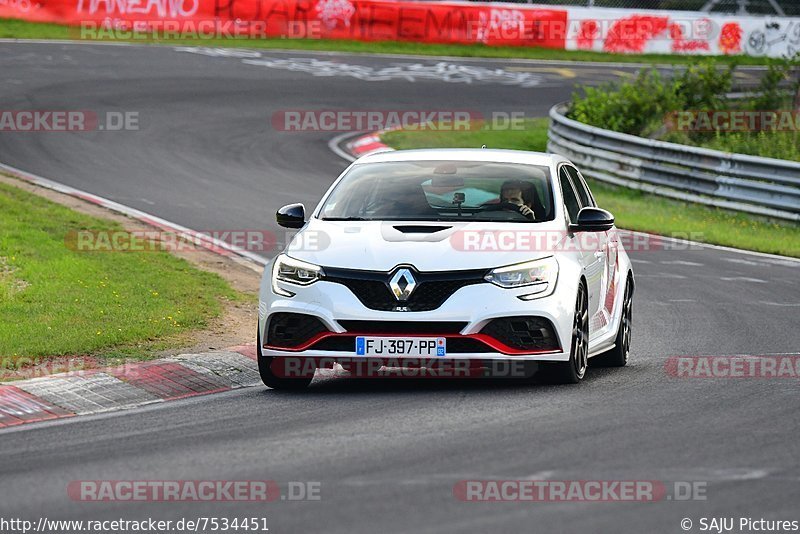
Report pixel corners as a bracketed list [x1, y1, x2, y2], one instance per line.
[265, 332, 561, 356]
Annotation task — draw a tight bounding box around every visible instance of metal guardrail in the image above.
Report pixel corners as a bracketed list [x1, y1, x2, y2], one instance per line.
[547, 103, 800, 222]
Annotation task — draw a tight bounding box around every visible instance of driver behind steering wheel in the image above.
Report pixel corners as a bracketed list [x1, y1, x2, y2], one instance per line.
[499, 180, 535, 220]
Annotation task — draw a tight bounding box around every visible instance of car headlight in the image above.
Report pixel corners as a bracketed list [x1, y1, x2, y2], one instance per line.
[271, 254, 323, 297]
[484, 256, 558, 299]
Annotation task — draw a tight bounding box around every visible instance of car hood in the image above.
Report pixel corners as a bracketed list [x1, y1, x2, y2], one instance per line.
[284, 219, 567, 271]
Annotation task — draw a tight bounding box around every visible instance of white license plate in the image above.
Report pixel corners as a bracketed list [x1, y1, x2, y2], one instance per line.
[355, 336, 446, 357]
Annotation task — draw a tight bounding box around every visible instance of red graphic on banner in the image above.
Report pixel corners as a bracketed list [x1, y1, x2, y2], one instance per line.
[603, 15, 669, 53]
[669, 21, 710, 52]
[0, 0, 568, 49]
[719, 22, 743, 54]
[1, 0, 789, 57]
[576, 19, 599, 50]
[316, 0, 356, 30]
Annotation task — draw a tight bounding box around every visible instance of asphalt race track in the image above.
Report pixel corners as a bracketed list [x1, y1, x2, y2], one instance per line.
[1, 42, 799, 533]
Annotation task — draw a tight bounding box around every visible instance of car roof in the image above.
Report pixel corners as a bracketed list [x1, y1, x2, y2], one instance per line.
[355, 148, 568, 167]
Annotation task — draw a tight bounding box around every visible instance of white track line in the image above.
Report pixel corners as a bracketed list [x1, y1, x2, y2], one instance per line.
[327, 131, 361, 163]
[0, 39, 771, 70]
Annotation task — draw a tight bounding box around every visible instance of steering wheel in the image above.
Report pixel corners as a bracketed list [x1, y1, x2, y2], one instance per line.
[481, 202, 534, 220]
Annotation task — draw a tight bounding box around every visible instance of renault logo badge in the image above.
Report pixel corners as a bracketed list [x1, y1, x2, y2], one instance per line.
[389, 268, 417, 301]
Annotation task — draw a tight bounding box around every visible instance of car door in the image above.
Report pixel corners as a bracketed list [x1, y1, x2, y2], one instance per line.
[568, 165, 619, 322]
[559, 165, 607, 332]
[572, 165, 618, 313]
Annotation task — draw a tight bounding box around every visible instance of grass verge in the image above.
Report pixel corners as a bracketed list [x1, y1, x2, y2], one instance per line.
[0, 18, 775, 66]
[0, 180, 244, 363]
[382, 119, 800, 258]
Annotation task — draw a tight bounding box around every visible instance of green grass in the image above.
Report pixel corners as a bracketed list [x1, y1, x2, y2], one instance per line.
[0, 18, 775, 66]
[586, 183, 800, 257]
[382, 120, 800, 258]
[384, 118, 551, 152]
[0, 180, 244, 363]
[664, 130, 800, 162]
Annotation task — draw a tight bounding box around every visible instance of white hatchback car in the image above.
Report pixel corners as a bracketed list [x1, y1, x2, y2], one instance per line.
[258, 149, 634, 388]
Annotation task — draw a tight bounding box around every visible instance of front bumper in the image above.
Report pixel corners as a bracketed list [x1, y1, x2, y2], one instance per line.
[259, 275, 578, 362]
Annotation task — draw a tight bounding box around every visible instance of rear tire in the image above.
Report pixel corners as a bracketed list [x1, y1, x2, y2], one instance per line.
[257, 332, 314, 390]
[591, 275, 633, 368]
[541, 281, 588, 384]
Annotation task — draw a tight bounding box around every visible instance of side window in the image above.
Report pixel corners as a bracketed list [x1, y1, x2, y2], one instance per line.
[566, 166, 595, 208]
[558, 167, 581, 223]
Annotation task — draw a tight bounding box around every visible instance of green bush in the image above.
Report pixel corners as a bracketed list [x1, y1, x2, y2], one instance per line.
[751, 57, 800, 111]
[568, 58, 800, 161]
[568, 62, 735, 135]
[674, 62, 735, 110]
[569, 70, 674, 134]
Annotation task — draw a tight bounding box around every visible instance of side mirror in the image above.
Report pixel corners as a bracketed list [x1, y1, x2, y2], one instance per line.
[276, 203, 305, 229]
[569, 207, 614, 233]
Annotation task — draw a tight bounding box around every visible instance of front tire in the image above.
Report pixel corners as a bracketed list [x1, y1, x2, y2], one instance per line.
[257, 332, 314, 390]
[541, 281, 589, 384]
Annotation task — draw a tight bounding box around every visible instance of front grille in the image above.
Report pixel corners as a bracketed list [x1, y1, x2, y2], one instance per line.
[480, 316, 560, 352]
[266, 313, 329, 349]
[329, 279, 477, 312]
[337, 321, 467, 334]
[324, 267, 487, 312]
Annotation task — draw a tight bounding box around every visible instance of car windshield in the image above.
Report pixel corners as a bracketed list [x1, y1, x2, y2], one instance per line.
[319, 160, 555, 223]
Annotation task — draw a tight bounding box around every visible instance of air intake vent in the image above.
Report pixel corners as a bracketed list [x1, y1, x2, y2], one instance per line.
[266, 313, 329, 349]
[392, 225, 452, 234]
[480, 317, 560, 351]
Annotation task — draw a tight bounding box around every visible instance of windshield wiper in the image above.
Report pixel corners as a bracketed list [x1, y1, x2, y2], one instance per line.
[321, 216, 369, 221]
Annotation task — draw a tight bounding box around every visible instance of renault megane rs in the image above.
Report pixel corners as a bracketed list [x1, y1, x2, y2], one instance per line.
[258, 149, 634, 388]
